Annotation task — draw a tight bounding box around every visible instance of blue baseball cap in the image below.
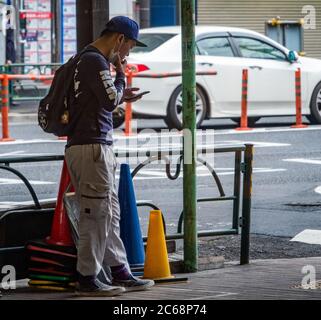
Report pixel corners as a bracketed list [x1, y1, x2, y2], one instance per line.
[101, 16, 147, 47]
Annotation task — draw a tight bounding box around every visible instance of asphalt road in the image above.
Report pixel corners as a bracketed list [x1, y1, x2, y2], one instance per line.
[1, 111, 321, 239]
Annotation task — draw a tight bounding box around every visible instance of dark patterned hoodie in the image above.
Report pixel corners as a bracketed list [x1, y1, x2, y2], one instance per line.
[66, 45, 125, 147]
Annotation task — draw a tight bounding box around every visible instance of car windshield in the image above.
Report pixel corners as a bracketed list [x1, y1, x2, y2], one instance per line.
[131, 33, 176, 53]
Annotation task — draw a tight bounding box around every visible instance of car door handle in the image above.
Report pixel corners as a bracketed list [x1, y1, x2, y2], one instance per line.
[249, 65, 263, 70]
[198, 62, 213, 67]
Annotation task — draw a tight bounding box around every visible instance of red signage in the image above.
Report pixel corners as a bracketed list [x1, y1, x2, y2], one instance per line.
[20, 12, 52, 19]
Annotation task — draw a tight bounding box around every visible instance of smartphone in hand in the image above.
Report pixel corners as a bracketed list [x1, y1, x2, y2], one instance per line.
[127, 91, 150, 101]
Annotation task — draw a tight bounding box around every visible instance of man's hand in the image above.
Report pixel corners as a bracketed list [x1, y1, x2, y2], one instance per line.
[113, 54, 127, 74]
[123, 87, 143, 103]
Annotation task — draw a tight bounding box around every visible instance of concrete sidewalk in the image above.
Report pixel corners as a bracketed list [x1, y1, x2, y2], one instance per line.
[1, 256, 321, 300]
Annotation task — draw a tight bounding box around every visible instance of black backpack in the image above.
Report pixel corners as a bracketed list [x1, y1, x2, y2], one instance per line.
[38, 47, 98, 137]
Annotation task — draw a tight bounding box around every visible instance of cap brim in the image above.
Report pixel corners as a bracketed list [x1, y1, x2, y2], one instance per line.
[135, 40, 147, 47]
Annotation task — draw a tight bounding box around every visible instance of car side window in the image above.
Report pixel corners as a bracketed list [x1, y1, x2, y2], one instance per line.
[196, 37, 234, 57]
[235, 37, 287, 61]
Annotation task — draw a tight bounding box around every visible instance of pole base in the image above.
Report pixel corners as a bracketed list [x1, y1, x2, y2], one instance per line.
[0, 137, 15, 142]
[235, 127, 253, 131]
[291, 124, 308, 128]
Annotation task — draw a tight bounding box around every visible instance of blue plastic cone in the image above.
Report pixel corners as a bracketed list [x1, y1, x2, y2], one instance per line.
[118, 163, 145, 268]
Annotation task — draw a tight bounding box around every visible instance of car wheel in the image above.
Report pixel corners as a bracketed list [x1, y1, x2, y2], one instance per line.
[231, 117, 261, 127]
[308, 82, 321, 124]
[165, 85, 208, 130]
[112, 107, 125, 129]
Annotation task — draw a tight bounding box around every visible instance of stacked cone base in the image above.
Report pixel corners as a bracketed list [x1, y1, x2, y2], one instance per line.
[26, 239, 77, 265]
[26, 239, 77, 291]
[28, 267, 75, 277]
[29, 273, 74, 281]
[28, 279, 75, 291]
[29, 257, 75, 273]
[29, 279, 76, 287]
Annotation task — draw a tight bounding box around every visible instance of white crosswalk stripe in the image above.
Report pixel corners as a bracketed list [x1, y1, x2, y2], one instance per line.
[314, 186, 321, 194]
[283, 158, 321, 165]
[116, 167, 286, 180]
[0, 178, 55, 185]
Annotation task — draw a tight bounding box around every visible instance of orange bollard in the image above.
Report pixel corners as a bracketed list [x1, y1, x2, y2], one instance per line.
[291, 68, 308, 129]
[0, 74, 15, 142]
[124, 70, 133, 136]
[46, 160, 74, 247]
[125, 101, 133, 136]
[236, 69, 252, 131]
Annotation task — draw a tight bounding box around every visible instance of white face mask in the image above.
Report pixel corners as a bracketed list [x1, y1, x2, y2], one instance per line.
[109, 35, 125, 64]
[109, 48, 118, 64]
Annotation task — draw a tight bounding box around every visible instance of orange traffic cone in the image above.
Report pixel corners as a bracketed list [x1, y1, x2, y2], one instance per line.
[46, 160, 74, 247]
[143, 210, 174, 280]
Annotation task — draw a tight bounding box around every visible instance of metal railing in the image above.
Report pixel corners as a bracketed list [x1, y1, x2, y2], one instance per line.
[0, 68, 217, 141]
[0, 63, 60, 103]
[0, 143, 253, 265]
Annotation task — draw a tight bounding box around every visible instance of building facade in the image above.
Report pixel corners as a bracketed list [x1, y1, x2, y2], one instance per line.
[1, 1, 320, 63]
[197, 0, 321, 59]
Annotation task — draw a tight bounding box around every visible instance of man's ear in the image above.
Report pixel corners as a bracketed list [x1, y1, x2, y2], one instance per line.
[118, 34, 125, 44]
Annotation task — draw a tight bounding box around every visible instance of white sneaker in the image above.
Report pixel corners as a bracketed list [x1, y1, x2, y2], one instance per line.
[75, 278, 125, 297]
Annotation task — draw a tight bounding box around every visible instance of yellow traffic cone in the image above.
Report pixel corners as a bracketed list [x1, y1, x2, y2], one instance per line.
[143, 210, 174, 280]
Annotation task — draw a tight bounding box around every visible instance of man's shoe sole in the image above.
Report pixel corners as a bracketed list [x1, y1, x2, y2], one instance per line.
[75, 287, 125, 297]
[114, 280, 155, 292]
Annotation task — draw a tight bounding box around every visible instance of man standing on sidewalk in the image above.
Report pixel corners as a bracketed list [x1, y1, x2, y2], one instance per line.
[5, 9, 16, 64]
[5, 9, 17, 107]
[65, 16, 154, 297]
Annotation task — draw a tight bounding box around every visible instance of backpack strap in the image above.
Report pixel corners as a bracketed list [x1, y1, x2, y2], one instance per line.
[75, 46, 105, 63]
[62, 46, 105, 101]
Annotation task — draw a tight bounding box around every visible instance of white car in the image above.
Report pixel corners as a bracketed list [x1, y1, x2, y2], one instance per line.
[126, 26, 321, 129]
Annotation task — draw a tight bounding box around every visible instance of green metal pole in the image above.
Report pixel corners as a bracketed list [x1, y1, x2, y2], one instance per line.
[181, 0, 198, 272]
[240, 144, 254, 265]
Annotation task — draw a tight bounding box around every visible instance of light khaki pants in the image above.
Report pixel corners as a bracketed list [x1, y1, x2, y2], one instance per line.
[65, 144, 128, 276]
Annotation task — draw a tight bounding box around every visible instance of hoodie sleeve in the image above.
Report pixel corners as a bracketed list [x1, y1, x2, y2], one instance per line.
[77, 52, 126, 112]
